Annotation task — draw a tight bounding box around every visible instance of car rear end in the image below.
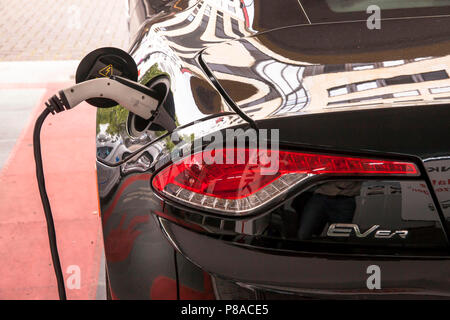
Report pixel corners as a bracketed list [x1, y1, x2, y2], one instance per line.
[98, 0, 450, 299]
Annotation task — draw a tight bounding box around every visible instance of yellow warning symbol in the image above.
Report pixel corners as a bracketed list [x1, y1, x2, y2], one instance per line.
[98, 64, 113, 77]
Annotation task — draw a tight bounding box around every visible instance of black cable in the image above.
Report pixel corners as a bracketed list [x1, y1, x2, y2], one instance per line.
[33, 108, 67, 300]
[31, 75, 165, 299]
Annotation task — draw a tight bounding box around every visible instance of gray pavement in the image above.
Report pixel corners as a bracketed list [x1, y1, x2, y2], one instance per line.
[0, 0, 129, 61]
[0, 60, 79, 171]
[0, 88, 45, 168]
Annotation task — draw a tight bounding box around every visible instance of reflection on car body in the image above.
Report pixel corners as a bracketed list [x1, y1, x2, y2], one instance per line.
[96, 0, 450, 299]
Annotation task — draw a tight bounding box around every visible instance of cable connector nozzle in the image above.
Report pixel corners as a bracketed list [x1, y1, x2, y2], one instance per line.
[45, 91, 71, 115]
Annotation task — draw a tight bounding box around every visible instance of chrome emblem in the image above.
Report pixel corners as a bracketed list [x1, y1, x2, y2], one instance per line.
[327, 224, 408, 239]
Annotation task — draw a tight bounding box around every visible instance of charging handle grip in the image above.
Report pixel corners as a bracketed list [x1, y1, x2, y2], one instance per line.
[58, 77, 160, 119]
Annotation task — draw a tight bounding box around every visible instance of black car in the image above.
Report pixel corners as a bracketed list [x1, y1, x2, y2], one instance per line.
[96, 0, 450, 299]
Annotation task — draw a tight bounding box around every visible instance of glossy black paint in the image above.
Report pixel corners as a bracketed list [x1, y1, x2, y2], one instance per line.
[97, 0, 450, 299]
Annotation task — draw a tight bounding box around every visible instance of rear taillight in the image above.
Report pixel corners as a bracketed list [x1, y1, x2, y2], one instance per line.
[152, 148, 419, 215]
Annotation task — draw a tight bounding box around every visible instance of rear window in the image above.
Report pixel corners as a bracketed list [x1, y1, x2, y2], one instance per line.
[326, 0, 450, 12]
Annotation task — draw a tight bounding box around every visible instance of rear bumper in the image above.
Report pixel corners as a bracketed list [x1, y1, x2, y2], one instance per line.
[160, 218, 450, 299]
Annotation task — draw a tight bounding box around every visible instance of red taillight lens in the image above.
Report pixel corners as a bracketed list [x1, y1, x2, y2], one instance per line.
[152, 148, 419, 215]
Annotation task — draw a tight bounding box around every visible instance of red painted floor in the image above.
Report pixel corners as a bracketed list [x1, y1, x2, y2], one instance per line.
[0, 82, 103, 299]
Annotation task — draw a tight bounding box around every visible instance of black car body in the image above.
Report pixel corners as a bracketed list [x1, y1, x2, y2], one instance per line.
[97, 0, 450, 299]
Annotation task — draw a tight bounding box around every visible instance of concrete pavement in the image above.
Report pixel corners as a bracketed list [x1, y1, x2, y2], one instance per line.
[0, 0, 129, 61]
[0, 60, 80, 168]
[0, 88, 45, 168]
[0, 0, 130, 299]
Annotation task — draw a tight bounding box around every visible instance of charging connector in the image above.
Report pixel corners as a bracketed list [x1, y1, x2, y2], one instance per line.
[46, 76, 160, 119]
[34, 74, 169, 300]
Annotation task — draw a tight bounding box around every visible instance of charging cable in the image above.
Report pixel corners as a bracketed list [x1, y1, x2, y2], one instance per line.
[33, 75, 166, 299]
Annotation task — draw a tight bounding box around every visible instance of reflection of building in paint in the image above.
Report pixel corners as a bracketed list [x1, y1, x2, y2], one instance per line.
[202, 38, 312, 117]
[133, 0, 450, 122]
[154, 0, 250, 48]
[203, 33, 450, 119]
[302, 56, 450, 111]
[132, 0, 253, 76]
[255, 61, 308, 115]
[130, 0, 254, 126]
